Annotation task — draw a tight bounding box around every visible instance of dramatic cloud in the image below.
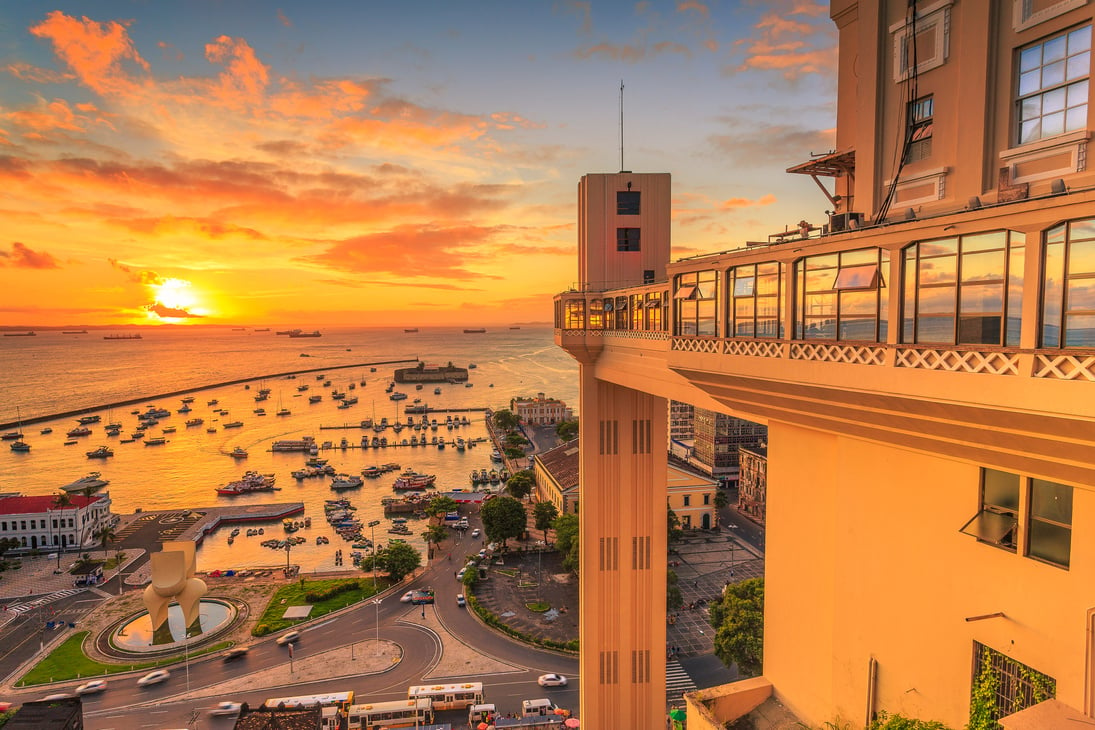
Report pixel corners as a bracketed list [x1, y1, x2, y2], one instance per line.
[730, 1, 836, 80]
[0, 242, 61, 269]
[109, 259, 164, 286]
[29, 12, 150, 96]
[146, 302, 203, 318]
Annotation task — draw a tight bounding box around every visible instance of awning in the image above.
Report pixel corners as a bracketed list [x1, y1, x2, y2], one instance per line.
[787, 149, 856, 177]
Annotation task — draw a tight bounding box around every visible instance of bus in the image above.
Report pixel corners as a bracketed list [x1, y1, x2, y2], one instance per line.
[407, 681, 484, 710]
[321, 698, 433, 730]
[262, 691, 354, 710]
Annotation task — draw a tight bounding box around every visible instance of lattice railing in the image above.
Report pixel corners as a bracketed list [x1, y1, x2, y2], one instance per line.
[671, 338, 721, 354]
[1034, 353, 1095, 381]
[789, 342, 886, 366]
[599, 330, 670, 341]
[723, 340, 784, 358]
[896, 348, 1020, 375]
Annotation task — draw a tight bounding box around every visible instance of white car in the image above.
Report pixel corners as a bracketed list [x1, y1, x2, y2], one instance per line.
[456, 593, 466, 606]
[471, 528, 481, 538]
[136, 669, 170, 687]
[42, 693, 75, 701]
[76, 679, 108, 695]
[276, 630, 300, 646]
[537, 673, 568, 687]
[210, 701, 242, 716]
[456, 566, 468, 581]
[400, 590, 415, 603]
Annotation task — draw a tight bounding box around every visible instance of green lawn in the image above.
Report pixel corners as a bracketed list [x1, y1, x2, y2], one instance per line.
[17, 632, 231, 687]
[252, 576, 391, 636]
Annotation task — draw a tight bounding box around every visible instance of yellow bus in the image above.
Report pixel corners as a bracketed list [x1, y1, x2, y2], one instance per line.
[407, 681, 484, 710]
[321, 698, 433, 729]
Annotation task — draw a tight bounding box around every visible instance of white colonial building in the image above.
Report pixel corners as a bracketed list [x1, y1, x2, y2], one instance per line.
[510, 392, 573, 425]
[0, 493, 114, 552]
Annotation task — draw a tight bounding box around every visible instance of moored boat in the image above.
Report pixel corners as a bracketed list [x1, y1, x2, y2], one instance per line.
[217, 471, 277, 496]
[86, 445, 114, 459]
[62, 472, 109, 492]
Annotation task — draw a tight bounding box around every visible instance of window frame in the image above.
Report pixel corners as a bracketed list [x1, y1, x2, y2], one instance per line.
[1027, 478, 1073, 569]
[617, 190, 641, 215]
[1040, 217, 1095, 348]
[794, 248, 888, 342]
[617, 227, 641, 252]
[1014, 23, 1091, 146]
[675, 271, 719, 337]
[960, 468, 1020, 552]
[906, 95, 934, 163]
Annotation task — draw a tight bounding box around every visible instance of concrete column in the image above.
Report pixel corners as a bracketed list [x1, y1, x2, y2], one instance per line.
[579, 367, 668, 728]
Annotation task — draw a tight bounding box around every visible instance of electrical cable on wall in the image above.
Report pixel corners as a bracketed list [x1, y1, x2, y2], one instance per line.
[877, 0, 922, 223]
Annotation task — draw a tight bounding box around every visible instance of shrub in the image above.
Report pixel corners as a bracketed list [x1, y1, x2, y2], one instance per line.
[869, 711, 954, 730]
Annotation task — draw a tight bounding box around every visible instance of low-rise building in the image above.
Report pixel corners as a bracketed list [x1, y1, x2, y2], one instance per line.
[667, 463, 718, 531]
[737, 445, 768, 525]
[533, 439, 580, 514]
[0, 493, 113, 553]
[511, 392, 573, 425]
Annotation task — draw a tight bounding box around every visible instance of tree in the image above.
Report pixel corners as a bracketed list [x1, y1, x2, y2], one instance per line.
[422, 524, 448, 551]
[555, 419, 578, 442]
[372, 541, 422, 582]
[714, 489, 729, 509]
[480, 496, 527, 549]
[533, 501, 559, 543]
[492, 409, 519, 432]
[668, 506, 683, 543]
[709, 577, 764, 677]
[667, 569, 683, 611]
[425, 495, 458, 524]
[505, 470, 535, 501]
[504, 432, 528, 447]
[95, 525, 116, 560]
[552, 513, 580, 575]
[51, 492, 73, 562]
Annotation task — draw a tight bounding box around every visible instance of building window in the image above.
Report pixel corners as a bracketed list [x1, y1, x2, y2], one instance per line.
[20, 521, 26, 530]
[683, 495, 691, 507]
[646, 291, 664, 331]
[729, 262, 783, 338]
[564, 299, 586, 330]
[891, 1, 952, 81]
[795, 248, 889, 342]
[589, 299, 604, 329]
[960, 468, 1019, 552]
[1028, 478, 1072, 568]
[675, 271, 719, 336]
[1016, 24, 1090, 145]
[902, 231, 1025, 346]
[1014, 0, 1091, 33]
[1041, 217, 1095, 347]
[617, 191, 641, 215]
[906, 96, 934, 162]
[971, 642, 1056, 725]
[617, 228, 641, 252]
[703, 494, 710, 505]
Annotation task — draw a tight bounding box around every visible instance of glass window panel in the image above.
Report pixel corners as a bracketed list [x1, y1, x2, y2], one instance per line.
[1066, 104, 1088, 131]
[1043, 60, 1066, 87]
[803, 317, 836, 339]
[674, 285, 696, 300]
[1064, 313, 1095, 346]
[838, 317, 877, 341]
[806, 253, 839, 270]
[959, 315, 1002, 345]
[840, 248, 878, 266]
[984, 469, 1020, 511]
[840, 289, 878, 316]
[756, 317, 779, 337]
[918, 286, 956, 314]
[1029, 520, 1071, 567]
[960, 510, 1018, 546]
[756, 274, 780, 297]
[962, 232, 1007, 253]
[1067, 52, 1090, 80]
[1007, 244, 1025, 347]
[834, 264, 879, 290]
[1067, 278, 1095, 310]
[1069, 26, 1092, 53]
[1020, 45, 1042, 73]
[735, 319, 755, 337]
[919, 237, 958, 256]
[805, 269, 836, 291]
[917, 315, 955, 342]
[804, 292, 836, 318]
[1071, 240, 1095, 275]
[758, 262, 779, 277]
[1019, 95, 1042, 120]
[960, 283, 1004, 313]
[1020, 119, 1043, 144]
[696, 281, 717, 299]
[1043, 86, 1067, 113]
[1031, 479, 1073, 523]
[961, 250, 1006, 283]
[1071, 218, 1095, 240]
[1042, 110, 1065, 137]
[756, 295, 779, 318]
[1067, 80, 1089, 106]
[920, 256, 957, 285]
[1042, 241, 1066, 347]
[735, 298, 755, 320]
[1045, 35, 1068, 63]
[734, 276, 755, 297]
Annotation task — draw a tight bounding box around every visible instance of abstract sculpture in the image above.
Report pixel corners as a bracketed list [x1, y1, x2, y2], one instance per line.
[142, 540, 207, 645]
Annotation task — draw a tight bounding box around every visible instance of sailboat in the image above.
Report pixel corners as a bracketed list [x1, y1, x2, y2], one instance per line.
[9, 407, 30, 452]
[276, 391, 291, 417]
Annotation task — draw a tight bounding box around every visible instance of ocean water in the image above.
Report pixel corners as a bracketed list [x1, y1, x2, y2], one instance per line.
[0, 326, 578, 572]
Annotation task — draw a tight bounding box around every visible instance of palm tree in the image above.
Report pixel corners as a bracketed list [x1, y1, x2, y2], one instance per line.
[96, 525, 116, 561]
[51, 492, 73, 566]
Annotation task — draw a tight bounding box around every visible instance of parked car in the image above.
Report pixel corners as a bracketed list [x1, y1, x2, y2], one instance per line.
[222, 647, 249, 661]
[537, 673, 568, 687]
[456, 593, 466, 607]
[276, 630, 300, 646]
[209, 701, 242, 717]
[136, 670, 170, 687]
[456, 566, 468, 581]
[76, 680, 108, 695]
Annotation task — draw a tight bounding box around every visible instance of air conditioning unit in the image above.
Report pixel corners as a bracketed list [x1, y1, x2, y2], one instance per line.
[829, 212, 864, 232]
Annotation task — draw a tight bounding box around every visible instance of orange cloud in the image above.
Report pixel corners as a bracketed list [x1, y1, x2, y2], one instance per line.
[4, 62, 76, 84]
[722, 194, 777, 210]
[277, 9, 292, 27]
[730, 3, 836, 81]
[29, 11, 149, 97]
[109, 259, 163, 285]
[5, 97, 86, 133]
[204, 36, 270, 110]
[147, 302, 203, 318]
[677, 1, 710, 19]
[0, 242, 61, 269]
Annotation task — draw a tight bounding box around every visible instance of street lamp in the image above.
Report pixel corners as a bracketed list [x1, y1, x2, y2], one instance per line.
[368, 520, 380, 593]
[373, 598, 382, 656]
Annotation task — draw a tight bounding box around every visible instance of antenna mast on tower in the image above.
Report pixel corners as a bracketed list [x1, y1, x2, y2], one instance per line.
[619, 80, 625, 172]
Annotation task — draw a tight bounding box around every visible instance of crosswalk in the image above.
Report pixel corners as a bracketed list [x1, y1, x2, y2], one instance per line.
[4, 588, 84, 615]
[666, 659, 698, 702]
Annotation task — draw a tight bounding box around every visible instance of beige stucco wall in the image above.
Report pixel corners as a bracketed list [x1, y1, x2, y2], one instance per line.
[765, 420, 1093, 728]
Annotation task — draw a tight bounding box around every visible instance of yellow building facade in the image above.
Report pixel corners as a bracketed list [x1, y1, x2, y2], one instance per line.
[556, 2, 1095, 728]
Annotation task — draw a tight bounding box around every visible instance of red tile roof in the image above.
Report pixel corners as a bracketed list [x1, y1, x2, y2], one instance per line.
[537, 438, 580, 490]
[0, 495, 101, 516]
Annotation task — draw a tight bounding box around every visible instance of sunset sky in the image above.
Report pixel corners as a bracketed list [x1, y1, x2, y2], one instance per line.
[0, 1, 836, 327]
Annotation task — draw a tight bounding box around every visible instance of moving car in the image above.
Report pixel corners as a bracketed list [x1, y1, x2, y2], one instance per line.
[223, 647, 249, 661]
[136, 670, 170, 687]
[409, 589, 435, 605]
[276, 630, 300, 646]
[76, 680, 108, 695]
[41, 693, 74, 701]
[537, 673, 568, 687]
[456, 593, 466, 607]
[456, 566, 468, 581]
[471, 528, 481, 538]
[400, 590, 415, 603]
[209, 701, 242, 716]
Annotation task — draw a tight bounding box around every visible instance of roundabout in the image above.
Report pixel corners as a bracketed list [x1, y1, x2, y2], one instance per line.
[98, 596, 248, 659]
